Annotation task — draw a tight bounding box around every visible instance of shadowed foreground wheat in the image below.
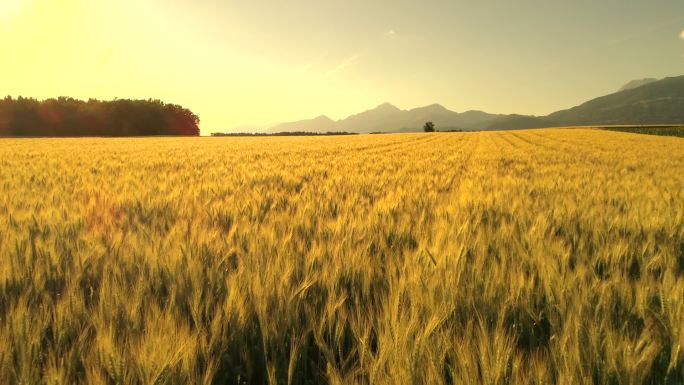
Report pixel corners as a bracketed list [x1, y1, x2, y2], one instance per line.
[0, 129, 683, 384]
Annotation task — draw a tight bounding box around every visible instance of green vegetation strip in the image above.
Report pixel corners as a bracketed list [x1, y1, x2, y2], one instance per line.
[600, 126, 684, 138]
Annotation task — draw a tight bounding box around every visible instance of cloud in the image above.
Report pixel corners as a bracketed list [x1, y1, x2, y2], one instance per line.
[323, 54, 359, 79]
[385, 29, 397, 38]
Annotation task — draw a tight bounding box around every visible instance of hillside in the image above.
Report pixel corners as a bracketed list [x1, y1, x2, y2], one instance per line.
[485, 75, 684, 130]
[268, 115, 336, 133]
[484, 115, 556, 131]
[547, 75, 684, 126]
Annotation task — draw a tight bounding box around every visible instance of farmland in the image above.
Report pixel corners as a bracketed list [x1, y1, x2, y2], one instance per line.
[0, 129, 683, 384]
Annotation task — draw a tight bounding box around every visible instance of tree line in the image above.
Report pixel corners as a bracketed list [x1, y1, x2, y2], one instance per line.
[0, 96, 200, 137]
[211, 131, 358, 137]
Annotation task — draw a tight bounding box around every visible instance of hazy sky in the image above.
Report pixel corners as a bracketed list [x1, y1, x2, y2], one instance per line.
[2, 0, 684, 134]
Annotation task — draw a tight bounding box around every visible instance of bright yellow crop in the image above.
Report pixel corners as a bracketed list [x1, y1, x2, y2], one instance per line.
[0, 129, 682, 384]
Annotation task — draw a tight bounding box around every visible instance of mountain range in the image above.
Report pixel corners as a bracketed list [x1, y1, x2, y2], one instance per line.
[266, 103, 504, 133]
[241, 75, 684, 133]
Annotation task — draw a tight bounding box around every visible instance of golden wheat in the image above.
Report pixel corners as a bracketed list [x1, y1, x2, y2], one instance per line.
[0, 129, 682, 384]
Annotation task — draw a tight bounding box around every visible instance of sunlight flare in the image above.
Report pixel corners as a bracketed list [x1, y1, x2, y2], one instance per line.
[0, 0, 26, 18]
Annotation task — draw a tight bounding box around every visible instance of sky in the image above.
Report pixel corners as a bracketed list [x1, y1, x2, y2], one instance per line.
[1, 0, 684, 134]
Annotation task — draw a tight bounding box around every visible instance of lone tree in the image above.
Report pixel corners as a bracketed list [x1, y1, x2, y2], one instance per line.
[423, 121, 435, 132]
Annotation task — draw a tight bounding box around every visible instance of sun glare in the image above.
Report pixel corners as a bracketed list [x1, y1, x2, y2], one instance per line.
[0, 0, 25, 18]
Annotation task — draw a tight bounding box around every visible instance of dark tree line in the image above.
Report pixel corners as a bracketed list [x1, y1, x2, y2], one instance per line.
[211, 131, 358, 137]
[0, 96, 200, 137]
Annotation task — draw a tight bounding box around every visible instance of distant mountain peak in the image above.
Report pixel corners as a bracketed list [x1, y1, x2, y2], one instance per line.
[619, 78, 658, 92]
[374, 102, 400, 111]
[266, 114, 336, 133]
[412, 103, 448, 112]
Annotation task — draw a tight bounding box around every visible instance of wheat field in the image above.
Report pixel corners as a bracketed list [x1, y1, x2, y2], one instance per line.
[0, 129, 683, 385]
